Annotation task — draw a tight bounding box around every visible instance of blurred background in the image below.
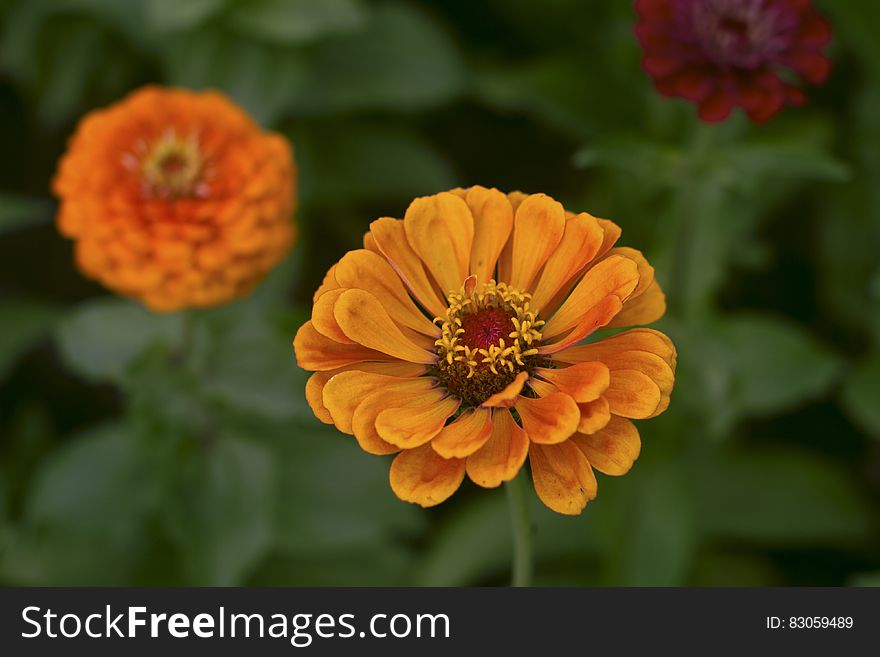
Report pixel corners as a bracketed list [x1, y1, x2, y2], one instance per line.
[1, 0, 879, 586]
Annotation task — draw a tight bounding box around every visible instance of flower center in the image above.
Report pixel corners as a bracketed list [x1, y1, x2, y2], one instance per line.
[141, 131, 203, 198]
[689, 0, 793, 69]
[434, 279, 544, 407]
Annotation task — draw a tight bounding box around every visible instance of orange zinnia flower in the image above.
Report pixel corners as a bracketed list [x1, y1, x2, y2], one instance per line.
[294, 188, 675, 515]
[53, 86, 296, 312]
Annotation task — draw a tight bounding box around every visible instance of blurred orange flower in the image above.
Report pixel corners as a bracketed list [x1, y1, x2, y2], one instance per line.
[53, 86, 296, 311]
[294, 188, 675, 515]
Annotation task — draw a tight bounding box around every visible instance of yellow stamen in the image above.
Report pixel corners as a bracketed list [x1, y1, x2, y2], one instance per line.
[434, 279, 544, 379]
[141, 130, 203, 197]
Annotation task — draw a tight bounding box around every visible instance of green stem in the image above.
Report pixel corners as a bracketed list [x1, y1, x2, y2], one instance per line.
[668, 123, 715, 317]
[505, 470, 533, 587]
[172, 311, 197, 367]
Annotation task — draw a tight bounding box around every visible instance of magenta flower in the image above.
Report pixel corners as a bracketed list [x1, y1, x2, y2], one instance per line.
[636, 0, 831, 122]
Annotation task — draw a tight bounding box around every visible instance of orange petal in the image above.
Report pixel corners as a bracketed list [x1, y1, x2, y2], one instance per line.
[463, 273, 477, 297]
[543, 255, 639, 339]
[528, 377, 556, 398]
[594, 217, 622, 259]
[608, 279, 667, 328]
[604, 369, 661, 419]
[404, 192, 474, 296]
[351, 398, 402, 454]
[509, 193, 566, 290]
[553, 328, 677, 370]
[481, 371, 528, 408]
[572, 416, 640, 476]
[529, 441, 597, 515]
[577, 397, 611, 434]
[515, 392, 580, 444]
[497, 230, 514, 285]
[347, 369, 469, 455]
[389, 444, 465, 508]
[334, 249, 439, 337]
[535, 216, 623, 317]
[363, 231, 381, 254]
[506, 190, 529, 212]
[306, 362, 429, 426]
[356, 361, 432, 378]
[600, 349, 673, 419]
[538, 277, 579, 321]
[538, 294, 622, 355]
[323, 371, 435, 434]
[555, 331, 674, 420]
[376, 395, 461, 449]
[600, 350, 674, 398]
[313, 264, 339, 303]
[334, 289, 436, 364]
[535, 361, 610, 402]
[293, 321, 392, 371]
[399, 325, 438, 351]
[352, 389, 446, 455]
[312, 288, 355, 344]
[466, 409, 529, 488]
[431, 408, 494, 458]
[465, 186, 513, 285]
[370, 217, 446, 318]
[530, 213, 605, 311]
[607, 247, 654, 298]
[305, 372, 335, 424]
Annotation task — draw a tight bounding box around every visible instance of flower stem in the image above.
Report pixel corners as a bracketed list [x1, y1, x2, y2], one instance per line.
[668, 123, 715, 317]
[172, 310, 196, 367]
[505, 469, 533, 587]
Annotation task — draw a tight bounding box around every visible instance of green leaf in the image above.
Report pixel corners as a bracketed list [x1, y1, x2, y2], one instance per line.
[200, 313, 309, 421]
[251, 546, 414, 586]
[160, 28, 306, 126]
[0, 1, 46, 84]
[56, 298, 183, 384]
[416, 482, 605, 586]
[2, 424, 160, 584]
[816, 86, 880, 337]
[724, 142, 849, 184]
[692, 447, 874, 545]
[36, 20, 106, 125]
[0, 5, 140, 126]
[475, 56, 641, 140]
[0, 403, 56, 507]
[841, 351, 880, 438]
[692, 552, 779, 586]
[0, 472, 9, 556]
[65, 0, 150, 39]
[26, 425, 158, 532]
[673, 315, 842, 435]
[602, 461, 696, 586]
[575, 138, 681, 188]
[146, 0, 226, 32]
[291, 3, 464, 114]
[415, 492, 510, 586]
[163, 433, 275, 585]
[719, 315, 842, 417]
[713, 116, 849, 188]
[293, 121, 457, 207]
[849, 571, 880, 587]
[228, 0, 366, 45]
[274, 423, 422, 557]
[0, 195, 52, 235]
[823, 2, 880, 78]
[186, 269, 309, 421]
[0, 300, 59, 381]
